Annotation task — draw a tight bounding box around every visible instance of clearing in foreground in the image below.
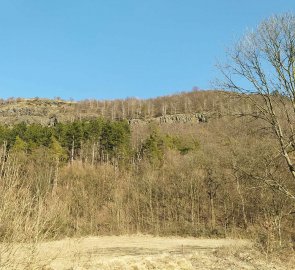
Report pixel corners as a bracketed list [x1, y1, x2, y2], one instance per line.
[2, 235, 293, 270]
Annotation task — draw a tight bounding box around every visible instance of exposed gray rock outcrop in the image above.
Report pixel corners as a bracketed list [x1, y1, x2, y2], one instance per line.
[129, 113, 208, 125]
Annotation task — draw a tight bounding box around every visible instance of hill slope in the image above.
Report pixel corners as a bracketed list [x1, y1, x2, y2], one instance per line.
[0, 91, 247, 125]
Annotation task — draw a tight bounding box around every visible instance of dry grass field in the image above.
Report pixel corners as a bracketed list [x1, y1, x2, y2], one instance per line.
[1, 235, 293, 270]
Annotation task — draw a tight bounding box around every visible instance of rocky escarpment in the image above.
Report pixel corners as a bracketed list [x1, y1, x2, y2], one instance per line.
[0, 98, 210, 126]
[0, 103, 209, 126]
[129, 113, 208, 125]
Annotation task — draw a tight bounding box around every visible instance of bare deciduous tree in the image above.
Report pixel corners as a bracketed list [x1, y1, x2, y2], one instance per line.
[218, 13, 295, 201]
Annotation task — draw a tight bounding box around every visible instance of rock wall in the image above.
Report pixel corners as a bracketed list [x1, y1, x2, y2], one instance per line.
[129, 113, 208, 125]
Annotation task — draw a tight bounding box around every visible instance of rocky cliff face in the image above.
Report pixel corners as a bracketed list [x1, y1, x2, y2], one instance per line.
[0, 98, 210, 126]
[129, 113, 208, 125]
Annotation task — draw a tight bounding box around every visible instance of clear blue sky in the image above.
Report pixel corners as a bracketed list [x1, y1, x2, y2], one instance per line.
[0, 1, 294, 100]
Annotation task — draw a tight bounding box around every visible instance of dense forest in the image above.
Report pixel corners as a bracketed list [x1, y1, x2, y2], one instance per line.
[0, 90, 294, 256]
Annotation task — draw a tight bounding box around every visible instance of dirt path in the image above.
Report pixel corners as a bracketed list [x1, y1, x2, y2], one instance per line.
[1, 235, 292, 269]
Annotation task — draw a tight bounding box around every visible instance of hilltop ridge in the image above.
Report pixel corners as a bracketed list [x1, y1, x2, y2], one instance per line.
[0, 90, 248, 125]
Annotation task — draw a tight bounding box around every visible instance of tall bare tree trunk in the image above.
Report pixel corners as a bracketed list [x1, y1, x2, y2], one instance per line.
[71, 137, 75, 164]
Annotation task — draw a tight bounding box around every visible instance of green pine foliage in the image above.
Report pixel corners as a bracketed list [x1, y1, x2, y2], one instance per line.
[12, 135, 27, 152]
[100, 120, 131, 159]
[141, 129, 199, 165]
[0, 119, 196, 167]
[49, 136, 68, 161]
[0, 119, 130, 161]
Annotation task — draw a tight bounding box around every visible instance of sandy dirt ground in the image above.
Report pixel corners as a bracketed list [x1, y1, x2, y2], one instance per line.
[0, 235, 293, 269]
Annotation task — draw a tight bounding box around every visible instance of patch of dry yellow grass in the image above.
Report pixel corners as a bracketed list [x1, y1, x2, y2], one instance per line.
[2, 235, 293, 270]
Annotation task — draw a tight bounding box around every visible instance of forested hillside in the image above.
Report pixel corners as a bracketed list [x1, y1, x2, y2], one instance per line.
[0, 90, 294, 257]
